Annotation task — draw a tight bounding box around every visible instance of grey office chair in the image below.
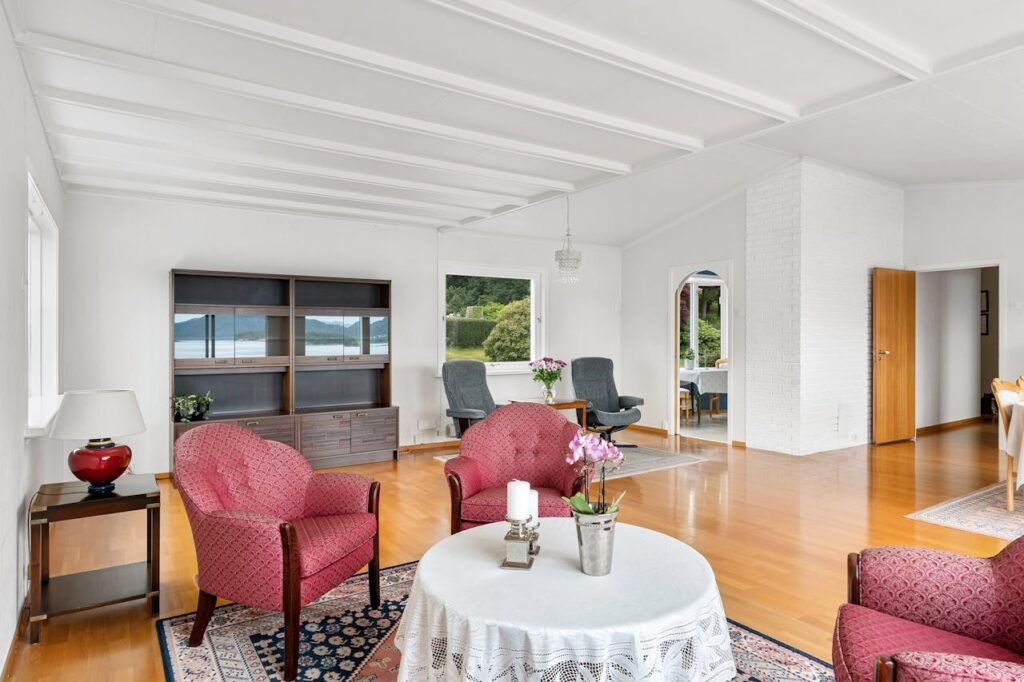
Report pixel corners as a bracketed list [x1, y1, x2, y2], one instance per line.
[442, 360, 497, 437]
[570, 357, 643, 447]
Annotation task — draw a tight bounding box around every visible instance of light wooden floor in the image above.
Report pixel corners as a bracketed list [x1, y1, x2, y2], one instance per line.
[7, 422, 1006, 680]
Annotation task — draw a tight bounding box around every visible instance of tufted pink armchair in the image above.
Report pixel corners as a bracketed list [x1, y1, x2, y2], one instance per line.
[444, 402, 585, 534]
[833, 538, 1024, 681]
[174, 424, 381, 681]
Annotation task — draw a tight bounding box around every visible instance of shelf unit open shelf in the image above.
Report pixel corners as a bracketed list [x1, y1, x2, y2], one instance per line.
[170, 270, 397, 467]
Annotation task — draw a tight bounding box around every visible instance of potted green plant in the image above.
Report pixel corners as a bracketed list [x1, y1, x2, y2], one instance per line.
[683, 348, 695, 370]
[173, 391, 214, 423]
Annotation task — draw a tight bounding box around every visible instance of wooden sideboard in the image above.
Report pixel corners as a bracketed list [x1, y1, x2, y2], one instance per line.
[170, 270, 398, 467]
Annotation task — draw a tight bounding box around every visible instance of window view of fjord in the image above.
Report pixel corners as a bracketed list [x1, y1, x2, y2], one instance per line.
[174, 314, 388, 357]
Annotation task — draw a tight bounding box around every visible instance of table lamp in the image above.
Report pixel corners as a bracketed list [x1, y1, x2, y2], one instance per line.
[48, 389, 145, 494]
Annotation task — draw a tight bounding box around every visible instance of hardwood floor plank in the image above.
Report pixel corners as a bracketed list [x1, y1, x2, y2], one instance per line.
[6, 422, 1005, 679]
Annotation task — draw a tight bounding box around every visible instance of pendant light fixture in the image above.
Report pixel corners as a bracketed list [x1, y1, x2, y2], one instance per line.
[555, 195, 581, 284]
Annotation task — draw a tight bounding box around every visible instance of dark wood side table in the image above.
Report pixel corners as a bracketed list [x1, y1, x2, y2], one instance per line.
[29, 473, 160, 643]
[509, 398, 588, 431]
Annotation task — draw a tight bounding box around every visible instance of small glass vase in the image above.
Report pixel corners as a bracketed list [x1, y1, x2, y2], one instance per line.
[542, 384, 556, 404]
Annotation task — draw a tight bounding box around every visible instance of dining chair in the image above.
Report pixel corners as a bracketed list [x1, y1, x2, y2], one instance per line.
[707, 358, 728, 417]
[993, 378, 1023, 512]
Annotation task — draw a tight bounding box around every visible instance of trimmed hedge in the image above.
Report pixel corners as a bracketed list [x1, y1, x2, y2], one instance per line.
[446, 318, 496, 348]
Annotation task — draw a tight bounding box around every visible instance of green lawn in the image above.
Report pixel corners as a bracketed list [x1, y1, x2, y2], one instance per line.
[446, 346, 489, 361]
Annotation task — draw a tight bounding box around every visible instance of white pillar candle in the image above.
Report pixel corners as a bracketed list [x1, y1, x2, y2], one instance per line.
[529, 488, 539, 525]
[507, 480, 530, 521]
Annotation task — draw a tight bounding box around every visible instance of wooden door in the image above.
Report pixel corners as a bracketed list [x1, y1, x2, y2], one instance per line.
[872, 268, 916, 444]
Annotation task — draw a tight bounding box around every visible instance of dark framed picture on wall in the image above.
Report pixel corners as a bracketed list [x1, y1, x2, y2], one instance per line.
[981, 289, 990, 313]
[981, 313, 990, 336]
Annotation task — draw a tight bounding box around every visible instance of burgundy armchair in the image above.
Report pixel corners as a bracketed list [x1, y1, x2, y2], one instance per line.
[174, 424, 381, 681]
[445, 402, 585, 534]
[833, 539, 1024, 681]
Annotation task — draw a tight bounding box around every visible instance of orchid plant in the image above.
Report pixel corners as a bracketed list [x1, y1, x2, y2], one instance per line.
[528, 357, 566, 391]
[562, 429, 626, 515]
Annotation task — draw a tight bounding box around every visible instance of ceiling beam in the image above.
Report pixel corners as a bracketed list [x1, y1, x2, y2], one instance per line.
[62, 173, 460, 228]
[57, 154, 486, 220]
[113, 0, 702, 151]
[745, 0, 931, 80]
[427, 0, 798, 122]
[50, 126, 506, 212]
[37, 87, 541, 207]
[17, 31, 632, 174]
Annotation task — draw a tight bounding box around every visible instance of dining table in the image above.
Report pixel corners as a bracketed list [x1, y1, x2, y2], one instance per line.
[678, 367, 728, 425]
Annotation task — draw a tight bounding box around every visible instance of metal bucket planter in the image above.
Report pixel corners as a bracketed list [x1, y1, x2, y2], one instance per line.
[573, 509, 618, 576]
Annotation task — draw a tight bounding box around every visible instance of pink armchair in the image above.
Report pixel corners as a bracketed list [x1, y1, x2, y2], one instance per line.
[174, 424, 381, 681]
[445, 402, 585, 534]
[833, 539, 1024, 681]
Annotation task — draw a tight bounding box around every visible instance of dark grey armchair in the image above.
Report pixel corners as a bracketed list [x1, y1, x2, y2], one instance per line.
[571, 357, 643, 447]
[442, 360, 497, 437]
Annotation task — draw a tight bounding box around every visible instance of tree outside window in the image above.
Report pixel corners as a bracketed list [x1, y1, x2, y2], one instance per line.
[444, 274, 534, 363]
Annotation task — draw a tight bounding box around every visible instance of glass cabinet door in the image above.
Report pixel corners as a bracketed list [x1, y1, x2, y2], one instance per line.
[174, 311, 235, 365]
[296, 315, 349, 361]
[234, 311, 289, 364]
[367, 315, 389, 359]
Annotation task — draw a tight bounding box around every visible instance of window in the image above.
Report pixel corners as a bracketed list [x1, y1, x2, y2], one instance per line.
[680, 274, 727, 368]
[27, 174, 59, 408]
[439, 264, 542, 372]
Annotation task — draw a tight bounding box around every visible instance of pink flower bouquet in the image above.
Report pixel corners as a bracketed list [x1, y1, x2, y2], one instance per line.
[562, 429, 625, 515]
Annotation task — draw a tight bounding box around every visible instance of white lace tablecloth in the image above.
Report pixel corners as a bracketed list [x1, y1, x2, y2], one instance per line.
[395, 519, 735, 681]
[678, 368, 728, 395]
[1007, 402, 1024, 490]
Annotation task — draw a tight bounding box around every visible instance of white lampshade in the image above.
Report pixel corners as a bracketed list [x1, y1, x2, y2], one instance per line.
[49, 389, 146, 440]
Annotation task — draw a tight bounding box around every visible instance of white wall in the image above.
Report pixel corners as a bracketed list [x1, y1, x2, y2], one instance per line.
[0, 5, 66, 669]
[621, 191, 747, 440]
[745, 160, 903, 455]
[799, 160, 904, 453]
[904, 183, 1018, 388]
[916, 269, 981, 428]
[62, 193, 622, 474]
[746, 161, 802, 452]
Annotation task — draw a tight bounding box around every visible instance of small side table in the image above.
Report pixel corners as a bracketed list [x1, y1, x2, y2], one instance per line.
[509, 398, 588, 431]
[29, 473, 160, 643]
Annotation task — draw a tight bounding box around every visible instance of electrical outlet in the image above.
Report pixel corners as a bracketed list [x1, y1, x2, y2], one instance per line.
[417, 419, 437, 431]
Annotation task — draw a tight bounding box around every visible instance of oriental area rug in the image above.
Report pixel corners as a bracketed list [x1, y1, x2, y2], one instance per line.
[434, 444, 707, 480]
[158, 563, 833, 681]
[907, 483, 1024, 540]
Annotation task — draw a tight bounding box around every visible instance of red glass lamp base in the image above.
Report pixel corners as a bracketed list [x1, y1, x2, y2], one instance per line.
[68, 440, 132, 494]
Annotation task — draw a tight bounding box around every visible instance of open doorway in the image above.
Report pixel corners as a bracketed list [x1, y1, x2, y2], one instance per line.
[676, 270, 728, 443]
[915, 265, 1000, 432]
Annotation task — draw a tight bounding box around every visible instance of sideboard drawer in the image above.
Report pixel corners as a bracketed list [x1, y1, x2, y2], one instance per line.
[299, 412, 352, 459]
[237, 415, 295, 447]
[351, 407, 398, 453]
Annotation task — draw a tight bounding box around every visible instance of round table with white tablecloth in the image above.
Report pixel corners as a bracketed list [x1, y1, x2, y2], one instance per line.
[395, 518, 735, 681]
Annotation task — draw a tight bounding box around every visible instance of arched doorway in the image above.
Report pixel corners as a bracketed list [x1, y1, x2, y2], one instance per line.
[674, 269, 729, 442]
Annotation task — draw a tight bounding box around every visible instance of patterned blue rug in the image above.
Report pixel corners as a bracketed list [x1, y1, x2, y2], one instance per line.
[157, 562, 833, 680]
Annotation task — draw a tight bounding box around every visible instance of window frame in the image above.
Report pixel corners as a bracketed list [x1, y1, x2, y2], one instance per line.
[685, 275, 728, 368]
[26, 173, 59, 433]
[437, 262, 544, 375]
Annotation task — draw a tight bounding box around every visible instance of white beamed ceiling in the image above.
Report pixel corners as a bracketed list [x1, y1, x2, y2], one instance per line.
[6, 0, 1024, 243]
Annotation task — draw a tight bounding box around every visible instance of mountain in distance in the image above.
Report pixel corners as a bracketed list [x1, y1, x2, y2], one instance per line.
[175, 315, 387, 343]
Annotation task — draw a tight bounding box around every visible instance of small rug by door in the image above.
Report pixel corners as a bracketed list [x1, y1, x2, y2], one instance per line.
[907, 483, 1024, 540]
[158, 563, 833, 681]
[435, 445, 706, 480]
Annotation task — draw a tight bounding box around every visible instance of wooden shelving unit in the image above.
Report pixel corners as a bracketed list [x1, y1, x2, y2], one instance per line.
[170, 270, 397, 467]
